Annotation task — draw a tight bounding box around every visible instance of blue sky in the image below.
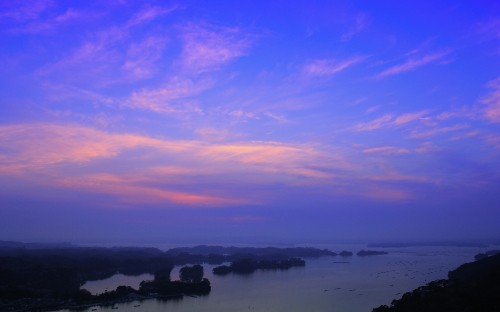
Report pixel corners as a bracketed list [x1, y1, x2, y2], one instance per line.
[0, 0, 499, 244]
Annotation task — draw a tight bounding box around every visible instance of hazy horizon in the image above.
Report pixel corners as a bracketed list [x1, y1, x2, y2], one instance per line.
[1, 1, 499, 244]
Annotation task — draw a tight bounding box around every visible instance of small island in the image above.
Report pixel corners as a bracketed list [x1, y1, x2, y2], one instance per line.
[213, 258, 306, 275]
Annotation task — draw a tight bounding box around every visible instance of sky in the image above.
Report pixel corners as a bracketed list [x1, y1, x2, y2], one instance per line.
[0, 0, 499, 245]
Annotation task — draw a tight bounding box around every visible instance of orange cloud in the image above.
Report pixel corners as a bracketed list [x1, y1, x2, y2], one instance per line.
[0, 123, 340, 206]
[58, 173, 248, 207]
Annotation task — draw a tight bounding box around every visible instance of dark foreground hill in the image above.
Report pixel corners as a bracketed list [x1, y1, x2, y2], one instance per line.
[372, 253, 500, 312]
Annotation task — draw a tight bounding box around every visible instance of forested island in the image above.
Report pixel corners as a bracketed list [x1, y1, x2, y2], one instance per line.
[213, 257, 305, 275]
[372, 252, 500, 311]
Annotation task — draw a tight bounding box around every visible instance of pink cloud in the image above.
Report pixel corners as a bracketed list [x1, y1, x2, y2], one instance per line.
[201, 143, 314, 165]
[450, 130, 480, 141]
[36, 26, 128, 82]
[375, 50, 451, 79]
[1, 122, 447, 206]
[127, 4, 177, 27]
[363, 146, 410, 155]
[122, 35, 167, 80]
[1, 123, 333, 206]
[0, 124, 170, 172]
[415, 142, 441, 153]
[179, 23, 252, 73]
[303, 56, 364, 77]
[409, 124, 469, 139]
[228, 109, 258, 121]
[0, 123, 338, 189]
[480, 77, 500, 123]
[195, 128, 231, 142]
[127, 77, 209, 114]
[353, 114, 394, 131]
[58, 173, 246, 207]
[392, 111, 429, 126]
[353, 110, 433, 132]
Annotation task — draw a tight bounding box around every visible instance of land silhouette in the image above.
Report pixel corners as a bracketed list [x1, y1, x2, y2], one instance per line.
[372, 252, 500, 312]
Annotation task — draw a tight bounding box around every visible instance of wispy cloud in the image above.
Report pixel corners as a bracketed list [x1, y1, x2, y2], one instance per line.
[36, 26, 128, 82]
[415, 142, 441, 153]
[375, 50, 451, 79]
[450, 130, 480, 141]
[303, 56, 364, 77]
[179, 23, 253, 73]
[0, 121, 457, 206]
[409, 124, 469, 139]
[341, 13, 369, 41]
[353, 110, 430, 132]
[392, 111, 429, 126]
[0, 123, 339, 205]
[122, 35, 167, 80]
[480, 77, 500, 123]
[3, 124, 320, 176]
[475, 18, 500, 41]
[195, 128, 232, 142]
[0, 123, 173, 172]
[352, 114, 394, 131]
[363, 146, 410, 155]
[127, 4, 177, 27]
[127, 77, 210, 114]
[58, 173, 245, 207]
[0, 0, 53, 22]
[34, 5, 174, 84]
[18, 8, 100, 33]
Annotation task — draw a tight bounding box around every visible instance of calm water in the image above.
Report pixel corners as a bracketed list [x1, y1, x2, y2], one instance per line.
[82, 273, 154, 295]
[60, 245, 485, 312]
